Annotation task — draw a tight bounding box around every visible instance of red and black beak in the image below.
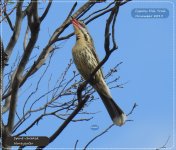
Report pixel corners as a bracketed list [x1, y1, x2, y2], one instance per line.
[71, 17, 81, 28]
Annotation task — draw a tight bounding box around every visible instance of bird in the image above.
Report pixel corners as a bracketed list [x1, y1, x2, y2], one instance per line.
[71, 17, 126, 126]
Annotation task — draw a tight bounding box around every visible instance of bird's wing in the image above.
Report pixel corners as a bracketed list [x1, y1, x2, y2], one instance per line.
[88, 43, 104, 78]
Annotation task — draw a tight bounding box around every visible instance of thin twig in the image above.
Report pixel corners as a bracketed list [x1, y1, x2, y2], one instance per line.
[156, 136, 171, 150]
[66, 2, 77, 20]
[84, 124, 114, 149]
[74, 140, 79, 150]
[127, 103, 138, 116]
[82, 2, 114, 21]
[4, 10, 14, 31]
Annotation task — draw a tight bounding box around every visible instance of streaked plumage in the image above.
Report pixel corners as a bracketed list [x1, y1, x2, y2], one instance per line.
[71, 18, 126, 126]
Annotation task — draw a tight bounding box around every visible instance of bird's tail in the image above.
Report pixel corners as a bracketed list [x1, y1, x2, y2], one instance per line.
[93, 80, 126, 126]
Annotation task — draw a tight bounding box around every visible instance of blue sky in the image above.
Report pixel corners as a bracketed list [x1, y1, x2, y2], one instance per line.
[2, 0, 176, 149]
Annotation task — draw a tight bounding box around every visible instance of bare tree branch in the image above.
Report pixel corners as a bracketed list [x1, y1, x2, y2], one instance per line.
[3, 10, 14, 31]
[104, 2, 119, 53]
[0, 4, 16, 24]
[36, 96, 90, 149]
[82, 2, 114, 21]
[40, 0, 52, 22]
[77, 3, 95, 19]
[4, 0, 24, 66]
[120, 0, 132, 6]
[7, 1, 40, 133]
[2, 70, 16, 114]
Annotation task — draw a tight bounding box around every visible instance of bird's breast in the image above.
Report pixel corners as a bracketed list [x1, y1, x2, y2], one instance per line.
[72, 44, 102, 82]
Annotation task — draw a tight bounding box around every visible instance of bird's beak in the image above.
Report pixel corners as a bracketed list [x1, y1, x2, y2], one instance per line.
[71, 17, 81, 28]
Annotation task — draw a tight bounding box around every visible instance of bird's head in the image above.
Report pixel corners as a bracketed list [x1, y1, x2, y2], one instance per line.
[71, 17, 87, 34]
[71, 17, 92, 43]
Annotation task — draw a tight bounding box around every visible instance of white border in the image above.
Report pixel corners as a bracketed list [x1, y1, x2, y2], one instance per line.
[0, 0, 175, 149]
